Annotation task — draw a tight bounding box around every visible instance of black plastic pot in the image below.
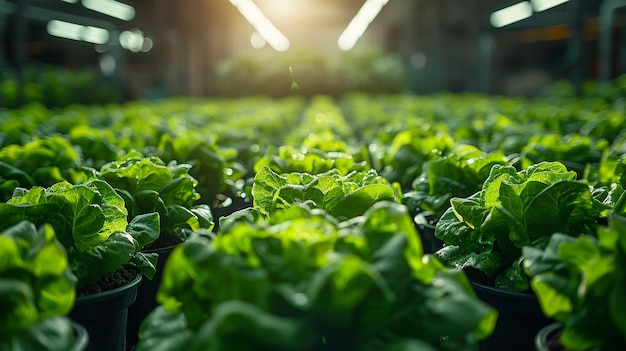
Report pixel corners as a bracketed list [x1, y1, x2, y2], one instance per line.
[413, 213, 443, 254]
[471, 281, 552, 351]
[69, 273, 142, 351]
[535, 323, 563, 351]
[126, 243, 179, 346]
[211, 194, 250, 231]
[70, 322, 89, 351]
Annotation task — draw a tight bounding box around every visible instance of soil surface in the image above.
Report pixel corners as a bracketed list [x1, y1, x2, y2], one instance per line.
[77, 266, 138, 297]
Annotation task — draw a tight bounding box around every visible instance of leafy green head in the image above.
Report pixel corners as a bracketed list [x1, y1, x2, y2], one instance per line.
[435, 161, 611, 292]
[252, 166, 398, 221]
[93, 150, 214, 242]
[2, 179, 160, 287]
[141, 202, 496, 351]
[0, 221, 78, 350]
[0, 135, 83, 201]
[523, 205, 626, 351]
[403, 144, 510, 216]
[96, 150, 200, 208]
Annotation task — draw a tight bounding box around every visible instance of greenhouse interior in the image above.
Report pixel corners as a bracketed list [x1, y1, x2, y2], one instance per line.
[1, 1, 625, 351]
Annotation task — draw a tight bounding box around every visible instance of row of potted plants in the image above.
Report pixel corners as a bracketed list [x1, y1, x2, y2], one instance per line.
[1, 65, 121, 109]
[1, 91, 625, 350]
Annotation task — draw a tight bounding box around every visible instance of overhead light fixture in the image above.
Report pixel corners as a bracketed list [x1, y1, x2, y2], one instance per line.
[61, 0, 79, 3]
[47, 20, 82, 41]
[118, 29, 153, 52]
[82, 0, 135, 21]
[490, 1, 533, 28]
[47, 20, 109, 44]
[337, 0, 389, 51]
[531, 0, 570, 12]
[81, 26, 110, 44]
[229, 0, 290, 52]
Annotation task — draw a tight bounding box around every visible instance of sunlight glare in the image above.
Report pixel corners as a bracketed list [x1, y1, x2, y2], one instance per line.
[251, 32, 266, 49]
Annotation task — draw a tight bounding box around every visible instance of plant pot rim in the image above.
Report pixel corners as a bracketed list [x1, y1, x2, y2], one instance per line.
[75, 273, 142, 305]
[535, 323, 562, 351]
[471, 280, 537, 301]
[70, 321, 89, 351]
[142, 241, 182, 254]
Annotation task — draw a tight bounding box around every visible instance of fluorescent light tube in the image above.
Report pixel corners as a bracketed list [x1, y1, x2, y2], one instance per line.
[82, 0, 135, 21]
[229, 0, 289, 52]
[47, 20, 109, 44]
[47, 20, 83, 41]
[531, 0, 570, 12]
[337, 0, 389, 51]
[82, 26, 109, 44]
[490, 1, 533, 28]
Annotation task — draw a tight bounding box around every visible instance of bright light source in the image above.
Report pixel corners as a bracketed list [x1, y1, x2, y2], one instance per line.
[47, 20, 82, 41]
[99, 53, 116, 76]
[61, 0, 79, 3]
[337, 0, 389, 51]
[229, 0, 290, 52]
[119, 29, 152, 53]
[531, 0, 570, 12]
[490, 1, 533, 28]
[47, 20, 110, 44]
[250, 32, 266, 49]
[141, 38, 153, 52]
[119, 29, 145, 52]
[82, 0, 135, 21]
[82, 26, 109, 44]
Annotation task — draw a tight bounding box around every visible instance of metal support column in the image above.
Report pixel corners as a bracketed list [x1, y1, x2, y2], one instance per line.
[476, 33, 494, 94]
[599, 0, 626, 81]
[569, 0, 584, 96]
[15, 0, 29, 107]
[0, 0, 15, 106]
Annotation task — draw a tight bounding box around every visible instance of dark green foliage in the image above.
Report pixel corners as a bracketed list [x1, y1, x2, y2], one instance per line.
[1, 179, 159, 286]
[523, 195, 626, 350]
[138, 202, 496, 351]
[0, 221, 77, 350]
[435, 162, 613, 292]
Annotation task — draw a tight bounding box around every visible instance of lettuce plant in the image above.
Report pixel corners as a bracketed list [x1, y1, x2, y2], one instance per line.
[154, 133, 243, 207]
[0, 221, 78, 350]
[253, 145, 368, 176]
[69, 125, 122, 168]
[252, 166, 398, 220]
[435, 161, 611, 292]
[91, 151, 214, 244]
[403, 144, 511, 217]
[0, 135, 83, 201]
[520, 133, 608, 178]
[381, 129, 454, 188]
[137, 202, 496, 351]
[1, 179, 159, 287]
[523, 198, 626, 351]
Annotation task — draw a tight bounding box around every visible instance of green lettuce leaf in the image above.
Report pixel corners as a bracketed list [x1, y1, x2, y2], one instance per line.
[436, 161, 606, 292]
[252, 166, 396, 220]
[0, 221, 76, 341]
[2, 180, 159, 286]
